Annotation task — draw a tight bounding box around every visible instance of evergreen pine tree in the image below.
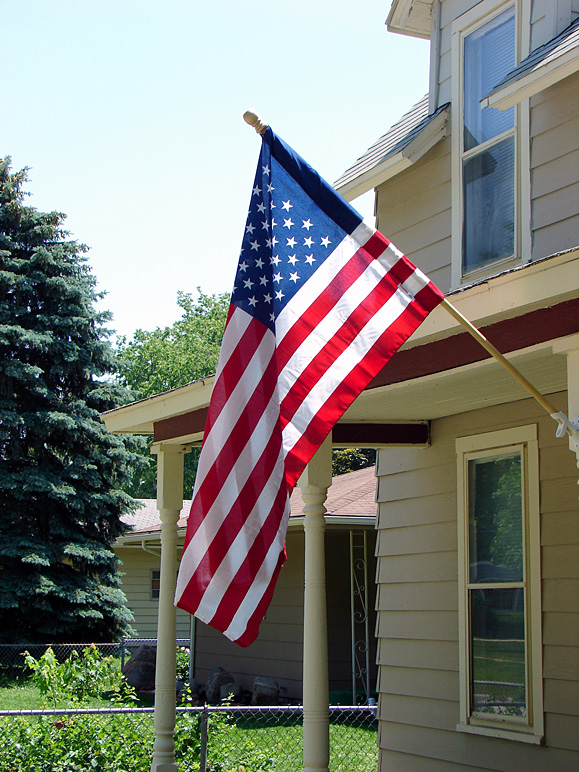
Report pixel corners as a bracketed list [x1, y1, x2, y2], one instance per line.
[0, 158, 138, 643]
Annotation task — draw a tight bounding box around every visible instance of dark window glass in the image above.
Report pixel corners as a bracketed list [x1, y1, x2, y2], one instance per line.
[470, 589, 526, 717]
[463, 136, 515, 273]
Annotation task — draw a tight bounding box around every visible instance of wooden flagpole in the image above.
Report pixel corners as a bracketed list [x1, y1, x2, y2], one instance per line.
[242, 110, 577, 441]
[441, 300, 559, 419]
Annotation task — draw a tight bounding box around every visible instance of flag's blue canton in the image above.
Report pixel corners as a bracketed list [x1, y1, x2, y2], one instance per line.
[231, 140, 350, 331]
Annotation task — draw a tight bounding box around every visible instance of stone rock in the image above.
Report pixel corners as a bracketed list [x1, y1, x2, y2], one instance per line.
[122, 645, 156, 693]
[205, 666, 234, 704]
[251, 675, 280, 705]
[220, 682, 243, 702]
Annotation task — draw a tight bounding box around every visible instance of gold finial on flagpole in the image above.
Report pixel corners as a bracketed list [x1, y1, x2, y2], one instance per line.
[243, 111, 268, 135]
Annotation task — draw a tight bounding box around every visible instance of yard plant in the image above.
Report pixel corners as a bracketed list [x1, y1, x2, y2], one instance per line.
[0, 646, 377, 770]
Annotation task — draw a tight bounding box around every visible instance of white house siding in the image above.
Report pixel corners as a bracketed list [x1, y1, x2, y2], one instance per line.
[375, 392, 579, 771]
[530, 72, 579, 260]
[116, 547, 190, 639]
[375, 136, 452, 294]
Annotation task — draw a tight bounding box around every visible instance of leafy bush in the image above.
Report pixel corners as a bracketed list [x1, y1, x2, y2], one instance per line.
[22, 645, 133, 706]
[176, 645, 190, 683]
[0, 713, 155, 772]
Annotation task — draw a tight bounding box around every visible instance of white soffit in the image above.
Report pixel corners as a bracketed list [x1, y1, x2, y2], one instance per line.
[386, 0, 433, 39]
[484, 17, 579, 111]
[101, 376, 214, 435]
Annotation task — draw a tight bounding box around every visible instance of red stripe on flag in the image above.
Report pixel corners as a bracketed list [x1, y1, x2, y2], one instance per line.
[275, 242, 383, 370]
[201, 311, 269, 441]
[183, 323, 277, 551]
[207, 482, 290, 639]
[182, 423, 284, 606]
[283, 286, 442, 486]
[231, 547, 288, 648]
[279, 259, 417, 428]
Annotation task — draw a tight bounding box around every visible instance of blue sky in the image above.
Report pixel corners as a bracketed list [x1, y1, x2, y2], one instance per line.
[2, 1, 430, 340]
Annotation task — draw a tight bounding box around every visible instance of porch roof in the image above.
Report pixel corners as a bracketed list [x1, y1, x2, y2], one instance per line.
[102, 248, 579, 444]
[115, 466, 377, 546]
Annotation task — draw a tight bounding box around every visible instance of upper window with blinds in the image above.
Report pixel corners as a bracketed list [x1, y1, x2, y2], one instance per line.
[452, 1, 523, 284]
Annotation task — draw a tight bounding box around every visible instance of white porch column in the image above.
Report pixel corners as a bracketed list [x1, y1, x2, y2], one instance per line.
[553, 335, 579, 468]
[150, 443, 189, 772]
[299, 436, 332, 772]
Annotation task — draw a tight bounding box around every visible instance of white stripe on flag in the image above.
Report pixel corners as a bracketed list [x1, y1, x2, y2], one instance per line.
[275, 222, 375, 343]
[214, 306, 253, 374]
[281, 279, 419, 453]
[277, 255, 392, 402]
[192, 320, 276, 493]
[193, 445, 287, 624]
[224, 496, 292, 642]
[175, 388, 282, 599]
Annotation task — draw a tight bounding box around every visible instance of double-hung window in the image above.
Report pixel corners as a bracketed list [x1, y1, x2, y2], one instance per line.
[151, 569, 161, 601]
[452, 1, 529, 285]
[456, 426, 543, 742]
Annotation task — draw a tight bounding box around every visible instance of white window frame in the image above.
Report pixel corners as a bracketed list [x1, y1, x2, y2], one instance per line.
[456, 425, 543, 743]
[451, 0, 531, 288]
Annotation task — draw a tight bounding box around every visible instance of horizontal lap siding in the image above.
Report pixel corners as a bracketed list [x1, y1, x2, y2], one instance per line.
[116, 547, 190, 638]
[376, 394, 579, 771]
[531, 73, 579, 259]
[375, 137, 452, 295]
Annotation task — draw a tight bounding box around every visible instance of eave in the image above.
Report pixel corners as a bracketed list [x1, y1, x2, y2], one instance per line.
[114, 514, 376, 549]
[386, 0, 433, 39]
[335, 100, 449, 202]
[484, 17, 579, 111]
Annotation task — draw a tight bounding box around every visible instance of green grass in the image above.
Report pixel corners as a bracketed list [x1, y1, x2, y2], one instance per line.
[0, 675, 136, 712]
[205, 714, 377, 772]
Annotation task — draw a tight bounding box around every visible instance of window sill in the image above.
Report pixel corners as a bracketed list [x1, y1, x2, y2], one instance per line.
[456, 722, 544, 744]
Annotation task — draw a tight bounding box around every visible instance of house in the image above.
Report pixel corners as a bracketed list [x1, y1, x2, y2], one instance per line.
[102, 2, 579, 769]
[114, 465, 378, 702]
[331, 1, 579, 769]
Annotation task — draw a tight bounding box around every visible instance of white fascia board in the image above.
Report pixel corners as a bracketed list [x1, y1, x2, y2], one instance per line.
[386, 0, 432, 39]
[337, 153, 412, 202]
[485, 49, 579, 111]
[287, 516, 376, 529]
[101, 376, 214, 435]
[115, 518, 376, 547]
[336, 108, 448, 202]
[405, 248, 579, 346]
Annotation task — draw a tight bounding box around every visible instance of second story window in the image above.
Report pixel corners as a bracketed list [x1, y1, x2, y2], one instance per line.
[452, 1, 524, 285]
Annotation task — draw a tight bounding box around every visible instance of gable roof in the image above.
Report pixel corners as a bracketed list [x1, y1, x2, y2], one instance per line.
[334, 95, 449, 201]
[485, 17, 579, 110]
[118, 465, 377, 544]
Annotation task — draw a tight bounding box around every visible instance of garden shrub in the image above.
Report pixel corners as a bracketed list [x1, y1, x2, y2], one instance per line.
[22, 645, 132, 706]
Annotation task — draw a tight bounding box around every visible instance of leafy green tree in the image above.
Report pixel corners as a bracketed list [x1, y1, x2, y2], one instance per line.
[116, 290, 229, 498]
[332, 448, 376, 476]
[0, 158, 138, 643]
[117, 289, 230, 397]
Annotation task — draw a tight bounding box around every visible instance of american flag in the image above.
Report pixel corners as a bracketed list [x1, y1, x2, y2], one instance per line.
[175, 128, 444, 646]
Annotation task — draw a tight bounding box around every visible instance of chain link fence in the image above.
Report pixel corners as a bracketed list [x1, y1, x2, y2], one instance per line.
[0, 641, 377, 770]
[0, 704, 377, 771]
[0, 639, 191, 675]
